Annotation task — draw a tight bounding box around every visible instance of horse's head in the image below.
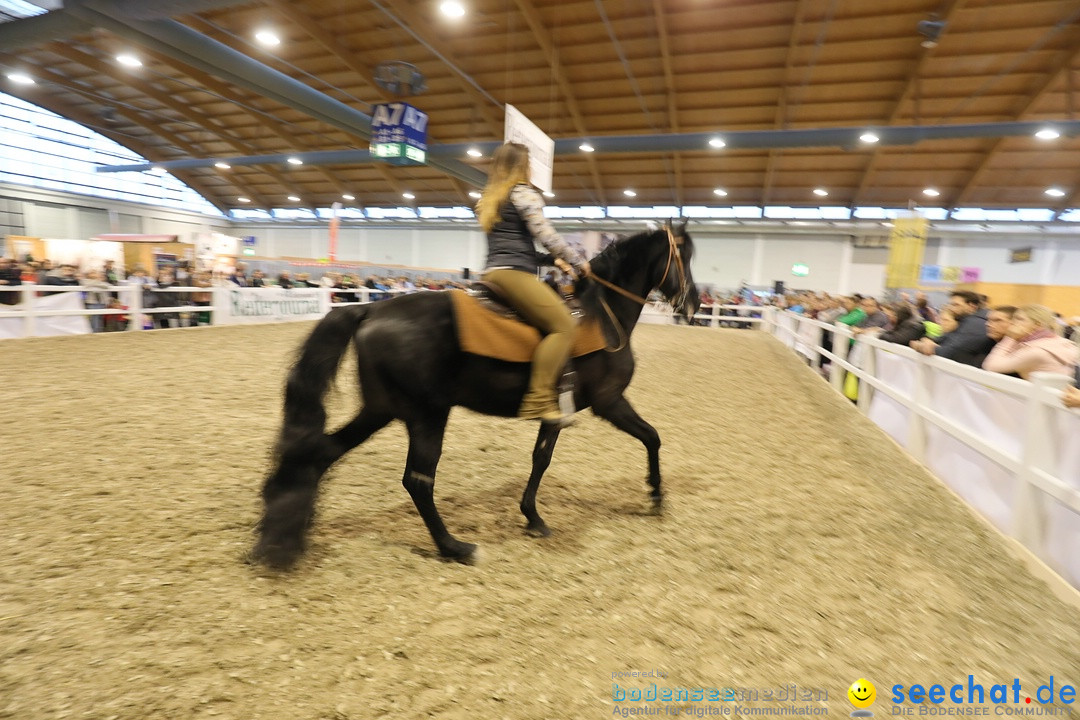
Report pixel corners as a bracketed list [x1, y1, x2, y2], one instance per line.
[653, 219, 700, 322]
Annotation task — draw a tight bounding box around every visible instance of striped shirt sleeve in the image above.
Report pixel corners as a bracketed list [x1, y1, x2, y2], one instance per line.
[509, 185, 587, 272]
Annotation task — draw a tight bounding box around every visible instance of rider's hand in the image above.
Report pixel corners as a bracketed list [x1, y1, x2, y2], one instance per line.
[554, 258, 572, 276]
[578, 261, 591, 278]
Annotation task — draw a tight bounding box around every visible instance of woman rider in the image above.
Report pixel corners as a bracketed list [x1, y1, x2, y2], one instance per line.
[475, 142, 591, 424]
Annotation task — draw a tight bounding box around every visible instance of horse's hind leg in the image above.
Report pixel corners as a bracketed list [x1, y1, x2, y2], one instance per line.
[254, 408, 391, 569]
[402, 415, 477, 563]
[593, 396, 663, 508]
[520, 423, 562, 537]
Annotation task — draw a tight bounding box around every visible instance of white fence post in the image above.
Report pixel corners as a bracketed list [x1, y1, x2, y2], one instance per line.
[21, 283, 36, 338]
[127, 284, 142, 332]
[856, 341, 876, 415]
[906, 357, 931, 462]
[830, 323, 849, 392]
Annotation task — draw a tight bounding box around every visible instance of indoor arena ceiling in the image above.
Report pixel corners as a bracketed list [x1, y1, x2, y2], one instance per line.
[2, 0, 1080, 217]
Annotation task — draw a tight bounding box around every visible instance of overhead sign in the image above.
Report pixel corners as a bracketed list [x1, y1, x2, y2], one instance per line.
[1009, 247, 1033, 263]
[370, 102, 428, 165]
[504, 104, 554, 193]
[791, 262, 809, 277]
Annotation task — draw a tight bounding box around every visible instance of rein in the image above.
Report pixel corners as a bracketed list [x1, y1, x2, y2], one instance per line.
[587, 226, 690, 352]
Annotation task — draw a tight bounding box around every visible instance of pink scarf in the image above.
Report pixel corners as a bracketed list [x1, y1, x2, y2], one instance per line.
[1019, 328, 1055, 344]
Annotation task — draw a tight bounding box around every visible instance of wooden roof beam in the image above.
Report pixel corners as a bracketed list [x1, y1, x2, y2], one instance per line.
[761, 0, 809, 208]
[851, 0, 967, 207]
[950, 42, 1080, 209]
[511, 0, 607, 206]
[651, 0, 682, 207]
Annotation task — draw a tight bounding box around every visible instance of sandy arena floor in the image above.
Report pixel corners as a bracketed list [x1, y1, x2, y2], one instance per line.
[2, 321, 1078, 720]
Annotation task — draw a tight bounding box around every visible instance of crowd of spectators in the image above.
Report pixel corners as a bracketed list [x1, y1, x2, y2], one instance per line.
[0, 257, 470, 331]
[775, 287, 1080, 408]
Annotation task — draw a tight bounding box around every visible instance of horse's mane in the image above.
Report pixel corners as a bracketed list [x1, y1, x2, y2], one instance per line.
[574, 227, 687, 332]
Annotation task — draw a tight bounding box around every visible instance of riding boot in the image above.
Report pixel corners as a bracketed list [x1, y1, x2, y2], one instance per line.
[518, 389, 575, 427]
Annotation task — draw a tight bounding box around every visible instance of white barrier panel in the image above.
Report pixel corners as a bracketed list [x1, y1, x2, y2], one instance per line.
[213, 286, 329, 325]
[1046, 411, 1080, 587]
[866, 347, 915, 446]
[0, 291, 91, 338]
[770, 310, 1080, 591]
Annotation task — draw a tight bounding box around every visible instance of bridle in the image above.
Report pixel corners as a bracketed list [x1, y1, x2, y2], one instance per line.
[587, 224, 691, 352]
[589, 224, 690, 310]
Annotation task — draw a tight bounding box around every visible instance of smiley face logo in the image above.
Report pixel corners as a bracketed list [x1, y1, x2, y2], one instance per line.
[848, 678, 876, 709]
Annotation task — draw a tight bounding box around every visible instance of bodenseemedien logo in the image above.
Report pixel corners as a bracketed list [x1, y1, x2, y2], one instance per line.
[849, 678, 876, 717]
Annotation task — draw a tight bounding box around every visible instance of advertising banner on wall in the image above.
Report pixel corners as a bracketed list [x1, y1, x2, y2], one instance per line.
[213, 286, 329, 325]
[885, 216, 929, 288]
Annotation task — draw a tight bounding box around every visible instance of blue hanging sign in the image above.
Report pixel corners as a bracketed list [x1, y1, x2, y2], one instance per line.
[370, 102, 429, 166]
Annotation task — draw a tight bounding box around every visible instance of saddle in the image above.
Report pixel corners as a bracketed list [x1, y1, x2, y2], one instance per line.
[449, 287, 607, 363]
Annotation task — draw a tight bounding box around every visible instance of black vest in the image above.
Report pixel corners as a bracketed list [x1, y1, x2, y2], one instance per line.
[485, 188, 542, 274]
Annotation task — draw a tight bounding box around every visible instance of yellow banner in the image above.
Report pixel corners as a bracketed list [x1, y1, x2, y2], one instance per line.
[885, 217, 929, 289]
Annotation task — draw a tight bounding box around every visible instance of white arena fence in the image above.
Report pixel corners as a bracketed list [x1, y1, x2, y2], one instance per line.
[771, 310, 1080, 591]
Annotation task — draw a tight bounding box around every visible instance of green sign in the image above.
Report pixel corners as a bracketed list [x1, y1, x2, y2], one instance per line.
[791, 263, 809, 277]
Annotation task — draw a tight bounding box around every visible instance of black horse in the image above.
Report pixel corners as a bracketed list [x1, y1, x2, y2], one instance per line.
[253, 221, 699, 568]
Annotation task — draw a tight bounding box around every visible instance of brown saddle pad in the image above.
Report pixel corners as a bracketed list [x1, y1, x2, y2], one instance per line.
[449, 289, 607, 363]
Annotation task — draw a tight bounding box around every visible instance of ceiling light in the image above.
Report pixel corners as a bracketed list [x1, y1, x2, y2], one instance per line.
[440, 1, 466, 18]
[1045, 187, 1066, 197]
[147, 166, 167, 176]
[342, 194, 355, 200]
[214, 162, 231, 169]
[813, 188, 828, 197]
[116, 54, 142, 68]
[708, 137, 726, 148]
[468, 191, 481, 199]
[923, 188, 940, 197]
[255, 30, 280, 46]
[466, 147, 482, 158]
[6, 72, 35, 85]
[713, 188, 728, 197]
[1035, 128, 1060, 140]
[237, 197, 251, 203]
[579, 142, 595, 153]
[860, 132, 880, 143]
[288, 195, 301, 202]
[543, 191, 555, 198]
[881, 222, 894, 227]
[623, 189, 637, 197]
[402, 192, 415, 200]
[287, 157, 303, 165]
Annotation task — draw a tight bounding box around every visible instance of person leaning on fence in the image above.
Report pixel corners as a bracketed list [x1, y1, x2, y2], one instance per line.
[985, 305, 1017, 343]
[982, 304, 1080, 380]
[0, 257, 21, 305]
[910, 290, 995, 367]
[876, 303, 926, 345]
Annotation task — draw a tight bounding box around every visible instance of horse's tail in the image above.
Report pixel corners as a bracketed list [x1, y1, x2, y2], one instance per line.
[281, 304, 369, 437]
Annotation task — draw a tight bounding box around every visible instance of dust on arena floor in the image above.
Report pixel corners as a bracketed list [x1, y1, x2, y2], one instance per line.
[2, 322, 1078, 720]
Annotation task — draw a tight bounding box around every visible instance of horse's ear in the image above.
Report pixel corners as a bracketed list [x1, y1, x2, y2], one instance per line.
[676, 217, 689, 234]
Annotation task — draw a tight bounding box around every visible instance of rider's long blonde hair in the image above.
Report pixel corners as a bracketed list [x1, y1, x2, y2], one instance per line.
[476, 142, 531, 232]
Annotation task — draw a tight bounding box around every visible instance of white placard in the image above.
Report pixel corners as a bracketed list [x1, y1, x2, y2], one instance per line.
[503, 104, 554, 193]
[213, 286, 329, 325]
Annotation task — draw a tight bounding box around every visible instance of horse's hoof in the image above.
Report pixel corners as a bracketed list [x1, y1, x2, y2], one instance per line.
[525, 523, 551, 538]
[442, 541, 480, 565]
[648, 495, 663, 515]
[250, 539, 303, 571]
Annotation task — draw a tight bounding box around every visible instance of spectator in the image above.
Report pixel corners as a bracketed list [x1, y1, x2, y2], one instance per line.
[0, 257, 22, 305]
[81, 269, 111, 332]
[191, 270, 213, 325]
[277, 271, 294, 289]
[102, 259, 121, 286]
[43, 263, 80, 295]
[853, 297, 889, 334]
[250, 269, 267, 287]
[230, 263, 248, 286]
[153, 269, 179, 329]
[836, 296, 866, 327]
[986, 305, 1018, 343]
[878, 303, 926, 345]
[915, 292, 938, 323]
[982, 304, 1079, 380]
[911, 290, 995, 367]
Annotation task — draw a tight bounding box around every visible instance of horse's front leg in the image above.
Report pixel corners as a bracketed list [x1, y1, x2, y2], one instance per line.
[592, 395, 663, 509]
[402, 415, 477, 563]
[520, 422, 563, 536]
